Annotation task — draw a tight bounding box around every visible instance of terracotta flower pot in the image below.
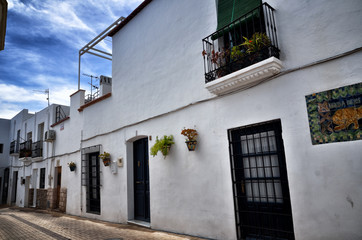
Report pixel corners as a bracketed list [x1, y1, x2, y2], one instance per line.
[103, 158, 111, 166]
[185, 140, 197, 151]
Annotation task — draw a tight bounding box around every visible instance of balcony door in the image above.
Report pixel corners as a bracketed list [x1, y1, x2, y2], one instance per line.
[228, 120, 294, 239]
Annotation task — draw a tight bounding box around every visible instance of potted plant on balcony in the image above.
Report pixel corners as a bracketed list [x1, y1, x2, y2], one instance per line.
[150, 135, 175, 158]
[241, 32, 271, 63]
[181, 128, 198, 151]
[68, 161, 76, 171]
[202, 48, 230, 78]
[99, 152, 111, 166]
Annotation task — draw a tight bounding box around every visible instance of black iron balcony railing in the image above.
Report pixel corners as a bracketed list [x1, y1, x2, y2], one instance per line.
[10, 140, 18, 154]
[32, 140, 43, 158]
[202, 3, 279, 83]
[19, 140, 33, 158]
[55, 105, 67, 123]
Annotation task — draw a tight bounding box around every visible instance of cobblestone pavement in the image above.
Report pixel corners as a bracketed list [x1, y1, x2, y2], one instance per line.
[0, 207, 205, 240]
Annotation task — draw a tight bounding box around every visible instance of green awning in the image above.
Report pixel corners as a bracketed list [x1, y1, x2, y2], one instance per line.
[217, 0, 262, 31]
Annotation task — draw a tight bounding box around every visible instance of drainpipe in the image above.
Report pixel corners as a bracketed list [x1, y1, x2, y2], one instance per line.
[80, 130, 83, 213]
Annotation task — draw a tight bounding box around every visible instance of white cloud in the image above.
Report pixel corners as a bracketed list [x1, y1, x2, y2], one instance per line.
[2, 0, 144, 118]
[0, 82, 74, 119]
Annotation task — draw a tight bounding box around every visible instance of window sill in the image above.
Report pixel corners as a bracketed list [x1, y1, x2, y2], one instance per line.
[205, 57, 282, 95]
[19, 157, 32, 163]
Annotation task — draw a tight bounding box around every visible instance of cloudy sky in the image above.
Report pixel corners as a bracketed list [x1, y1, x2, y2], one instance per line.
[0, 0, 143, 119]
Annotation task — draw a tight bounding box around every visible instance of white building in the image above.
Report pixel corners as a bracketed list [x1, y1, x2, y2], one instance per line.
[0, 118, 10, 204]
[5, 105, 69, 209]
[4, 0, 362, 239]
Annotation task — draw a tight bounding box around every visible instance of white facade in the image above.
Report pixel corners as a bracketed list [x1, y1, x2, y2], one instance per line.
[0, 118, 10, 203]
[4, 0, 362, 239]
[4, 105, 70, 208]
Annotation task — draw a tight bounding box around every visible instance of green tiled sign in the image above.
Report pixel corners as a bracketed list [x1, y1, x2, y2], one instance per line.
[305, 82, 362, 145]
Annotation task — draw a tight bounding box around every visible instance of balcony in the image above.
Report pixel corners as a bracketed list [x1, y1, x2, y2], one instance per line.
[9, 140, 19, 155]
[19, 140, 32, 158]
[32, 140, 43, 159]
[202, 3, 282, 95]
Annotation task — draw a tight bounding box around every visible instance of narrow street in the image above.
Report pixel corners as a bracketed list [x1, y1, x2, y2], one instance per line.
[0, 207, 205, 240]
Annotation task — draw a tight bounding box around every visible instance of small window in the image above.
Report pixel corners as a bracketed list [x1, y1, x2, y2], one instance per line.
[39, 168, 46, 189]
[0, 143, 3, 153]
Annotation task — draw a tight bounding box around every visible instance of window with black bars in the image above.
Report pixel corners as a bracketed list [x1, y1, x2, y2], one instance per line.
[81, 145, 101, 186]
[228, 120, 294, 240]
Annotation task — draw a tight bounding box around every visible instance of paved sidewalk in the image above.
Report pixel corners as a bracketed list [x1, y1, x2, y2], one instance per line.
[0, 207, 205, 240]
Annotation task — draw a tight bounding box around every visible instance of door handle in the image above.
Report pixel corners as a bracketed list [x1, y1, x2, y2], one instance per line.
[136, 181, 143, 184]
[241, 181, 245, 194]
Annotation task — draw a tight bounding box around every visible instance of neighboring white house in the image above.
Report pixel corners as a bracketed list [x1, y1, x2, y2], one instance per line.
[0, 118, 10, 204]
[4, 105, 70, 209]
[3, 0, 362, 239]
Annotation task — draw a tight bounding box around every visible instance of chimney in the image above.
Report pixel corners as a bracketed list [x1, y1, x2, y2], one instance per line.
[100, 75, 112, 96]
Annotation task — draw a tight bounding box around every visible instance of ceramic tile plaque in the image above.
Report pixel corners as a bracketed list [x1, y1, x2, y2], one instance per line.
[305, 82, 362, 145]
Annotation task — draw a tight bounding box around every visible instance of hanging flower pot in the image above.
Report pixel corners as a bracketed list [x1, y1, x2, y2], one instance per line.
[185, 140, 197, 151]
[68, 162, 76, 172]
[99, 152, 111, 166]
[181, 128, 198, 151]
[150, 135, 175, 159]
[102, 157, 111, 166]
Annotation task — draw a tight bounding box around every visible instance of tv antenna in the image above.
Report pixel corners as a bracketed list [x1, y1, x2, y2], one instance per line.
[33, 89, 50, 106]
[82, 73, 99, 98]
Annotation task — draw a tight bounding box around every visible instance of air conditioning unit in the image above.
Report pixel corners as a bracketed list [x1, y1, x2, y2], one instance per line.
[45, 130, 56, 142]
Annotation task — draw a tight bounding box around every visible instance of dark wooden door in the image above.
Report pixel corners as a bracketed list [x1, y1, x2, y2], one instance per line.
[134, 138, 150, 222]
[2, 168, 9, 204]
[229, 120, 294, 239]
[87, 152, 100, 214]
[11, 171, 18, 203]
[55, 167, 62, 208]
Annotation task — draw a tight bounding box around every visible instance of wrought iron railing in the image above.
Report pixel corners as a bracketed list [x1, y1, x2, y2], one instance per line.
[202, 3, 279, 83]
[32, 140, 43, 158]
[55, 105, 67, 123]
[10, 140, 18, 154]
[19, 140, 32, 158]
[85, 90, 100, 104]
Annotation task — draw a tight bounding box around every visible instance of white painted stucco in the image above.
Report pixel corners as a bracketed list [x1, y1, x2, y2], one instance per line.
[3, 0, 362, 239]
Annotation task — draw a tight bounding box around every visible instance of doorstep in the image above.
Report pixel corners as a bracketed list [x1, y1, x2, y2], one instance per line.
[127, 219, 151, 228]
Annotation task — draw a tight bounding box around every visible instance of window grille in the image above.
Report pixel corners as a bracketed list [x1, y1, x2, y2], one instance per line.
[228, 120, 294, 239]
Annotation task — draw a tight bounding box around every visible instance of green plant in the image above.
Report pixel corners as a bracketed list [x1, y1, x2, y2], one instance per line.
[99, 152, 110, 160]
[150, 135, 175, 158]
[241, 32, 271, 54]
[181, 128, 198, 141]
[231, 44, 245, 61]
[68, 161, 76, 167]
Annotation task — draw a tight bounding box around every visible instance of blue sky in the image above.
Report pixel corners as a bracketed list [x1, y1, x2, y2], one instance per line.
[0, 0, 143, 119]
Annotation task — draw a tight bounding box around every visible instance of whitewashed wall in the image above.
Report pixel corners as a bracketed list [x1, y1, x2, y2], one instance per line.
[104, 0, 362, 239]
